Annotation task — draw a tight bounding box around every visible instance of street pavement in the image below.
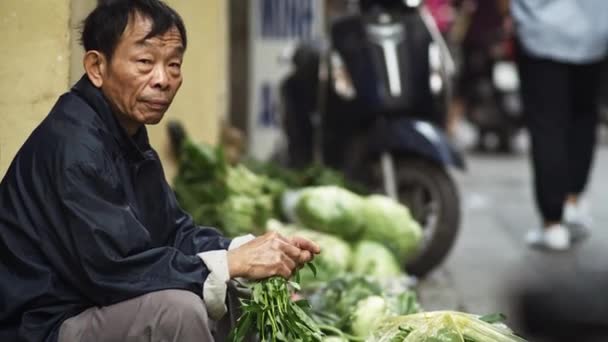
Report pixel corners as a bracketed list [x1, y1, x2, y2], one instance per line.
[416, 129, 608, 336]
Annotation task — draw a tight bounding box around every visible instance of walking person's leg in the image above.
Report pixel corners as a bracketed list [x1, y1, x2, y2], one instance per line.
[564, 60, 603, 233]
[58, 290, 215, 342]
[517, 48, 571, 249]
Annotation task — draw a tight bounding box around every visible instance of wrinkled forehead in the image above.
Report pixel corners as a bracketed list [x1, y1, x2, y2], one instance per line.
[121, 11, 183, 47]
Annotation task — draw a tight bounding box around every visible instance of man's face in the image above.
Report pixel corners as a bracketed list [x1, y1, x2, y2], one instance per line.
[100, 13, 184, 132]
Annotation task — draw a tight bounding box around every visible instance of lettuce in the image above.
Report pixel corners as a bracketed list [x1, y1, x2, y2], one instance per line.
[360, 195, 423, 261]
[295, 186, 365, 241]
[351, 240, 402, 278]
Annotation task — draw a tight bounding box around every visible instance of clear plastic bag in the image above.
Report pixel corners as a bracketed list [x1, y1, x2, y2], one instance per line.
[369, 311, 527, 342]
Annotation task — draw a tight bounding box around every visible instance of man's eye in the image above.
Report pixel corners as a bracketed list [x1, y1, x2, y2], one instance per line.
[169, 62, 181, 69]
[138, 59, 153, 65]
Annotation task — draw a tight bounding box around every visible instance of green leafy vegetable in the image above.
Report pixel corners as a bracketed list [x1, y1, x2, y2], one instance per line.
[351, 295, 389, 337]
[295, 186, 366, 241]
[173, 139, 284, 237]
[351, 240, 402, 278]
[230, 266, 324, 342]
[359, 195, 423, 261]
[308, 275, 420, 338]
[243, 160, 367, 195]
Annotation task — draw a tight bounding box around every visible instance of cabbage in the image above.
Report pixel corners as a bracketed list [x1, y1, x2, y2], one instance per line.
[351, 240, 402, 278]
[360, 195, 423, 261]
[351, 295, 389, 337]
[295, 186, 365, 241]
[266, 219, 352, 287]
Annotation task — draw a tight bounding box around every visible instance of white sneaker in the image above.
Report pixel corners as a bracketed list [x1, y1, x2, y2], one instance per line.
[525, 224, 571, 251]
[563, 201, 591, 241]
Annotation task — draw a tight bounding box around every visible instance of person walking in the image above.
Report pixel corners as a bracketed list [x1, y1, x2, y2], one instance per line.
[511, 0, 608, 250]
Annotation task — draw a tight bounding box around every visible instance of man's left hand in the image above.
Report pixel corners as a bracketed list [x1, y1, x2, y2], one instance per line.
[289, 236, 321, 266]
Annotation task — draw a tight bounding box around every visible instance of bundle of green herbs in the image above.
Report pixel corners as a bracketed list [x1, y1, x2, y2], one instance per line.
[229, 265, 324, 342]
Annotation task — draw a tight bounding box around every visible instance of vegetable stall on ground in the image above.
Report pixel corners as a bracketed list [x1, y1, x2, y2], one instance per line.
[172, 138, 527, 342]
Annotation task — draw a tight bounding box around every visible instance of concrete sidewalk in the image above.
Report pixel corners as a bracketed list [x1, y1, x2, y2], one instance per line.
[416, 145, 608, 334]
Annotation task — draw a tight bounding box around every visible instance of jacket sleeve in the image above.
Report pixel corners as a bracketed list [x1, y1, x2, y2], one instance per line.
[52, 160, 209, 307]
[164, 182, 232, 255]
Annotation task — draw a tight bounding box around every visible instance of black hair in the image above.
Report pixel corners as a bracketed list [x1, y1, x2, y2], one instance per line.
[81, 0, 187, 60]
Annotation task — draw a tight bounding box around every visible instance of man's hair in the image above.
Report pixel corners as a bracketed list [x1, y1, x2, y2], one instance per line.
[81, 0, 187, 60]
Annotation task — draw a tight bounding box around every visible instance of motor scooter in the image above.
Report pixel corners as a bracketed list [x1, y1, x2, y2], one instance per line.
[281, 0, 464, 277]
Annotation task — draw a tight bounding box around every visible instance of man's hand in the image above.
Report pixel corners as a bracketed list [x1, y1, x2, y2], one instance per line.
[227, 231, 320, 280]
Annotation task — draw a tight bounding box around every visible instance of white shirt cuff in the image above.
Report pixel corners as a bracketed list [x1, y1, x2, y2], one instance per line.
[229, 234, 255, 250]
[197, 234, 255, 320]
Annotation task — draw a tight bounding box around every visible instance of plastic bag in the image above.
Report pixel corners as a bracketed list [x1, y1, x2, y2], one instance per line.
[369, 311, 527, 342]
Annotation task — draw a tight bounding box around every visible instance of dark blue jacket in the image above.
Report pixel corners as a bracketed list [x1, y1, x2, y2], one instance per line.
[0, 76, 230, 342]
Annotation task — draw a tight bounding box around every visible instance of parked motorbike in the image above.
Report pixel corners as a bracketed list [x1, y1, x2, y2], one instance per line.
[281, 0, 464, 277]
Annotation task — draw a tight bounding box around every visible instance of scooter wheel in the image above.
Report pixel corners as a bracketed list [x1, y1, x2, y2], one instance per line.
[396, 157, 461, 278]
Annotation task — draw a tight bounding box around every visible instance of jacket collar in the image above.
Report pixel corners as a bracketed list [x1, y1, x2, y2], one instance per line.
[71, 75, 151, 162]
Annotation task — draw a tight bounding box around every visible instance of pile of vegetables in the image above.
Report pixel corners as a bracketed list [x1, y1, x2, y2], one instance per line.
[173, 139, 284, 237]
[171, 134, 526, 342]
[295, 186, 423, 265]
[244, 159, 365, 194]
[172, 137, 421, 266]
[266, 220, 406, 288]
[308, 276, 420, 339]
[231, 273, 527, 342]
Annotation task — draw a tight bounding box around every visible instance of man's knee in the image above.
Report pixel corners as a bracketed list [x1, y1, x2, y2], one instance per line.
[147, 290, 208, 319]
[143, 289, 211, 337]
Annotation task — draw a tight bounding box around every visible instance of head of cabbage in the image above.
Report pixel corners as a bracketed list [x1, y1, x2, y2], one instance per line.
[295, 186, 366, 241]
[351, 240, 402, 278]
[360, 195, 423, 262]
[351, 295, 389, 337]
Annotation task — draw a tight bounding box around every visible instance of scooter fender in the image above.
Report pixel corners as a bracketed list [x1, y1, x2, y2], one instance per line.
[371, 118, 466, 170]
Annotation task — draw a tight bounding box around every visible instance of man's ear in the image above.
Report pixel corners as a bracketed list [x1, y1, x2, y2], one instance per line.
[83, 51, 108, 88]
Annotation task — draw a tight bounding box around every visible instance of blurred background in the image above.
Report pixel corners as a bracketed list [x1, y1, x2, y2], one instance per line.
[2, 0, 608, 340]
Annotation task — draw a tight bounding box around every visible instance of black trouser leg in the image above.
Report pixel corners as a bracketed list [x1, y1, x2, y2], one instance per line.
[568, 62, 602, 195]
[517, 52, 570, 223]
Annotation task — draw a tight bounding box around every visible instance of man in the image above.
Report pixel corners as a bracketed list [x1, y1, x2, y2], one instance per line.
[511, 0, 608, 250]
[0, 1, 320, 341]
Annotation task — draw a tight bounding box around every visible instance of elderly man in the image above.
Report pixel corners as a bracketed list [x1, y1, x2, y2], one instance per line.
[0, 1, 320, 341]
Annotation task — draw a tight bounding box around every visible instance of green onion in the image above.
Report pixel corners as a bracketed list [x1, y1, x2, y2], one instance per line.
[229, 264, 324, 342]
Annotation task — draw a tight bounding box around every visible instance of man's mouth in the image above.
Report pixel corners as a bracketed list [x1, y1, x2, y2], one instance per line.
[143, 100, 170, 111]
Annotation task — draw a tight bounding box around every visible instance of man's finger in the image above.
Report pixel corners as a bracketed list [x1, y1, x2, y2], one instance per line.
[276, 239, 302, 260]
[280, 252, 297, 271]
[298, 250, 313, 264]
[290, 236, 321, 254]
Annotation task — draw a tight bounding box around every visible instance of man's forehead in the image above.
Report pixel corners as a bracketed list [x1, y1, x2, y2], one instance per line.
[123, 12, 183, 46]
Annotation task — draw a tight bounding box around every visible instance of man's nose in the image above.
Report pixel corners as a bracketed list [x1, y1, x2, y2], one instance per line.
[151, 65, 170, 90]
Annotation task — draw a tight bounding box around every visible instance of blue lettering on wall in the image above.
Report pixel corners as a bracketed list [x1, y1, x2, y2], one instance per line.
[260, 0, 314, 39]
[259, 83, 278, 128]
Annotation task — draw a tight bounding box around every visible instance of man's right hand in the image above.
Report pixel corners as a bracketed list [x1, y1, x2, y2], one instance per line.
[226, 231, 319, 280]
